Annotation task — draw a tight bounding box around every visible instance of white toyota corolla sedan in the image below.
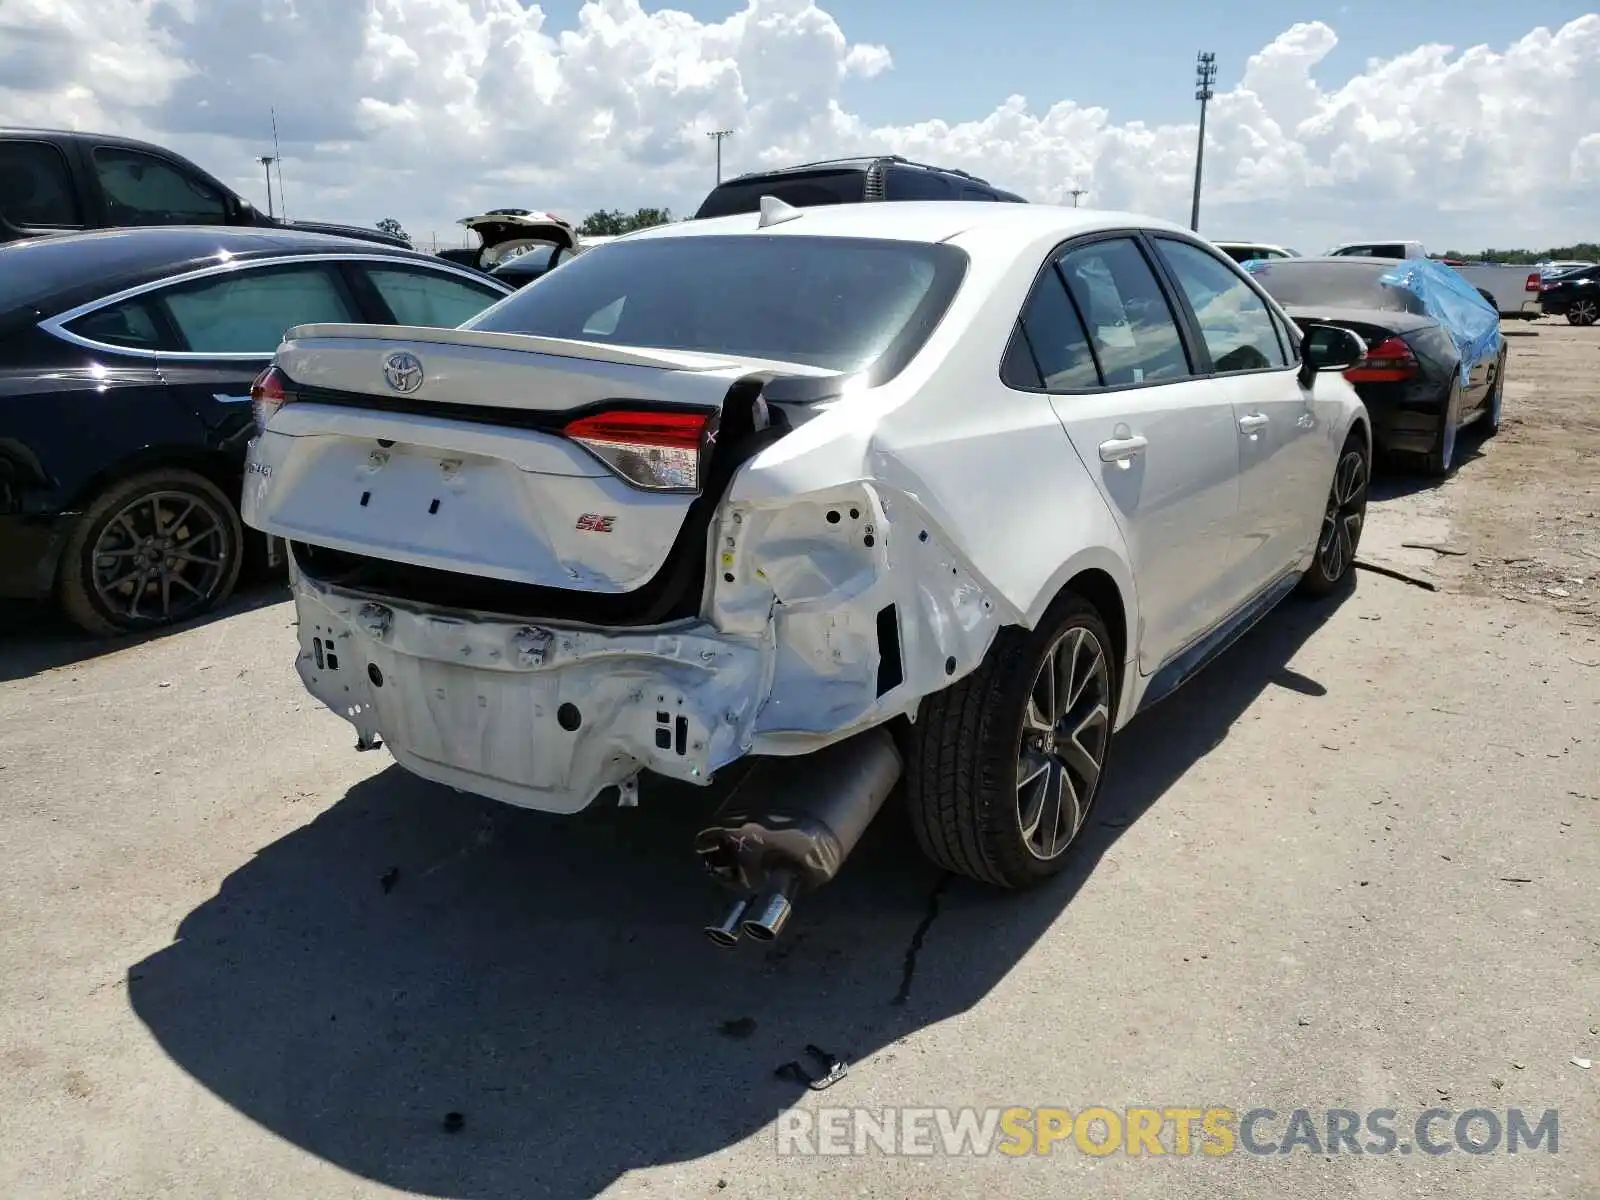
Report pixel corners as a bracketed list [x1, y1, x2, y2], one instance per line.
[242, 199, 1372, 944]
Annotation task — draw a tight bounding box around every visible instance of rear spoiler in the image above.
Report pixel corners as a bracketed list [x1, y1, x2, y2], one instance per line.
[282, 322, 755, 373]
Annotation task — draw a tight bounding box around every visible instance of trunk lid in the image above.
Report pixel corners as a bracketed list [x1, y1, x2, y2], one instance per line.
[460, 209, 579, 268]
[1280, 305, 1436, 346]
[244, 324, 803, 600]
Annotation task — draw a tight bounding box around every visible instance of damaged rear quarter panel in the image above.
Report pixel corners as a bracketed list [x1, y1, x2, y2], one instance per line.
[710, 468, 1010, 751]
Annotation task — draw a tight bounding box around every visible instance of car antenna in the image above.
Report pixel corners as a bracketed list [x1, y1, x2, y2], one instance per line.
[757, 194, 804, 228]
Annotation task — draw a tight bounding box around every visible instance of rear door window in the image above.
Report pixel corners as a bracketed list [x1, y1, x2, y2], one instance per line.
[1153, 237, 1289, 372]
[156, 263, 361, 354]
[1005, 267, 1100, 390]
[1055, 238, 1192, 385]
[91, 147, 229, 226]
[62, 298, 172, 351]
[886, 168, 955, 200]
[693, 171, 866, 218]
[0, 141, 83, 227]
[365, 266, 506, 327]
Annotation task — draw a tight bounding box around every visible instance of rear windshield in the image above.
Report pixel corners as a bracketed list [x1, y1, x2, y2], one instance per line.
[493, 243, 558, 274]
[464, 233, 967, 380]
[693, 170, 866, 219]
[1247, 260, 1427, 314]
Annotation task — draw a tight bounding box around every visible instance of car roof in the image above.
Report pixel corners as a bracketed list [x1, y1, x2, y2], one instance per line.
[0, 127, 176, 152]
[621, 202, 1190, 247]
[718, 156, 990, 184]
[0, 225, 464, 319]
[1259, 255, 1406, 266]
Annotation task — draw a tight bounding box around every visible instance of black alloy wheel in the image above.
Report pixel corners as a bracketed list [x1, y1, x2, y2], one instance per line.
[59, 468, 244, 637]
[1300, 435, 1368, 597]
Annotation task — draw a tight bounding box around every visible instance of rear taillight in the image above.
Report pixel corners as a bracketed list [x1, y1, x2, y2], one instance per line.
[1526, 273, 1541, 292]
[1344, 336, 1418, 383]
[250, 366, 293, 434]
[562, 409, 713, 492]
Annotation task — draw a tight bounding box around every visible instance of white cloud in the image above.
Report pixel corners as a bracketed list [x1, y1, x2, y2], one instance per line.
[3, 0, 1597, 251]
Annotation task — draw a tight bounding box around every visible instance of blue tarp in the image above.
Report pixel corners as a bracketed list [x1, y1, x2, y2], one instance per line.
[1376, 257, 1502, 389]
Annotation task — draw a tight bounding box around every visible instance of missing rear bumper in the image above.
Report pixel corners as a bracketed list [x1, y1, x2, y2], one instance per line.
[289, 572, 766, 812]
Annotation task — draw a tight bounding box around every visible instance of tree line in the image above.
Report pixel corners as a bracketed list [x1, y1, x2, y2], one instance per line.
[1439, 243, 1600, 264]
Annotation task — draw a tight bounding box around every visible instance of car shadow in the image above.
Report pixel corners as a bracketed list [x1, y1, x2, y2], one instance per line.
[128, 586, 1348, 1198]
[1368, 422, 1498, 501]
[0, 580, 289, 684]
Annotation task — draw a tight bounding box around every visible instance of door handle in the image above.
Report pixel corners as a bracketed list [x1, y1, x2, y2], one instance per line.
[1238, 413, 1270, 433]
[1098, 434, 1148, 462]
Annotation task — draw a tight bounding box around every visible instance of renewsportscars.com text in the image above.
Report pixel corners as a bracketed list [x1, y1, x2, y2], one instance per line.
[775, 1106, 1560, 1158]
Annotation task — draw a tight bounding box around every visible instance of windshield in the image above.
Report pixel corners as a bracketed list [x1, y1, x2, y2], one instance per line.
[464, 233, 967, 379]
[1246, 260, 1427, 314]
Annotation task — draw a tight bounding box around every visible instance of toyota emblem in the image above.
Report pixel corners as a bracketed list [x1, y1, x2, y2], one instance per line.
[383, 351, 424, 393]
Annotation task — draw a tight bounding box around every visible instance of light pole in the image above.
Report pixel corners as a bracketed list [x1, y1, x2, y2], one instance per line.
[1068, 187, 1087, 208]
[257, 155, 277, 218]
[1190, 51, 1217, 232]
[706, 129, 733, 185]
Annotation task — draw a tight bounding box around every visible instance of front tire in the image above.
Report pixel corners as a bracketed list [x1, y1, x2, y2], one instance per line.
[905, 594, 1118, 889]
[1300, 434, 1368, 597]
[58, 468, 244, 637]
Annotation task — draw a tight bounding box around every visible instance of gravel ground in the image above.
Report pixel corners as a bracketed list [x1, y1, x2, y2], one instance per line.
[0, 321, 1596, 1199]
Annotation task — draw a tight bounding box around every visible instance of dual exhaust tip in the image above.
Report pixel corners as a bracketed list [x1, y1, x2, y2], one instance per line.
[695, 728, 905, 948]
[705, 890, 793, 947]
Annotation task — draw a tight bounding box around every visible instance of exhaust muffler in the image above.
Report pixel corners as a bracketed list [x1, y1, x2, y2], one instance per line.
[694, 728, 903, 946]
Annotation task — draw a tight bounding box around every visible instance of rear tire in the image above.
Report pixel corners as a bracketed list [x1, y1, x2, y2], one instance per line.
[904, 593, 1118, 889]
[1300, 433, 1368, 597]
[1423, 380, 1462, 477]
[1568, 298, 1598, 326]
[1481, 347, 1508, 437]
[58, 468, 243, 638]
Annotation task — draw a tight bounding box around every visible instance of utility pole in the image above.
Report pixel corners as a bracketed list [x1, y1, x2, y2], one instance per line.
[257, 155, 276, 218]
[1190, 51, 1217, 232]
[706, 129, 733, 185]
[270, 107, 287, 220]
[1068, 187, 1087, 208]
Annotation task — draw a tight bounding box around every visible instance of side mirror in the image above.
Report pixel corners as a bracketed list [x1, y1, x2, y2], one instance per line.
[1298, 324, 1367, 386]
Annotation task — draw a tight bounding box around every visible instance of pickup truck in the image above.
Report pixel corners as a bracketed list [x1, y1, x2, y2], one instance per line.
[1324, 240, 1541, 319]
[0, 127, 408, 248]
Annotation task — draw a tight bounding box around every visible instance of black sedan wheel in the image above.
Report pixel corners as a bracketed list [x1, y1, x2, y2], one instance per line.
[905, 592, 1118, 888]
[1568, 297, 1598, 326]
[59, 468, 243, 637]
[1300, 434, 1368, 597]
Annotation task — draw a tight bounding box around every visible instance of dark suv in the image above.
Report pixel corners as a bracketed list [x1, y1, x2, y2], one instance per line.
[0, 127, 408, 248]
[692, 155, 1027, 219]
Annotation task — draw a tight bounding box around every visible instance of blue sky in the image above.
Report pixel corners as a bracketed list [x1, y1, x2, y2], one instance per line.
[536, 0, 1597, 151]
[13, 0, 1599, 248]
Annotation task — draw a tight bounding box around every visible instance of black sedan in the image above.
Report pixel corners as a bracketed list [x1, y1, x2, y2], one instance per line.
[1246, 256, 1507, 476]
[1537, 264, 1599, 325]
[0, 226, 513, 635]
